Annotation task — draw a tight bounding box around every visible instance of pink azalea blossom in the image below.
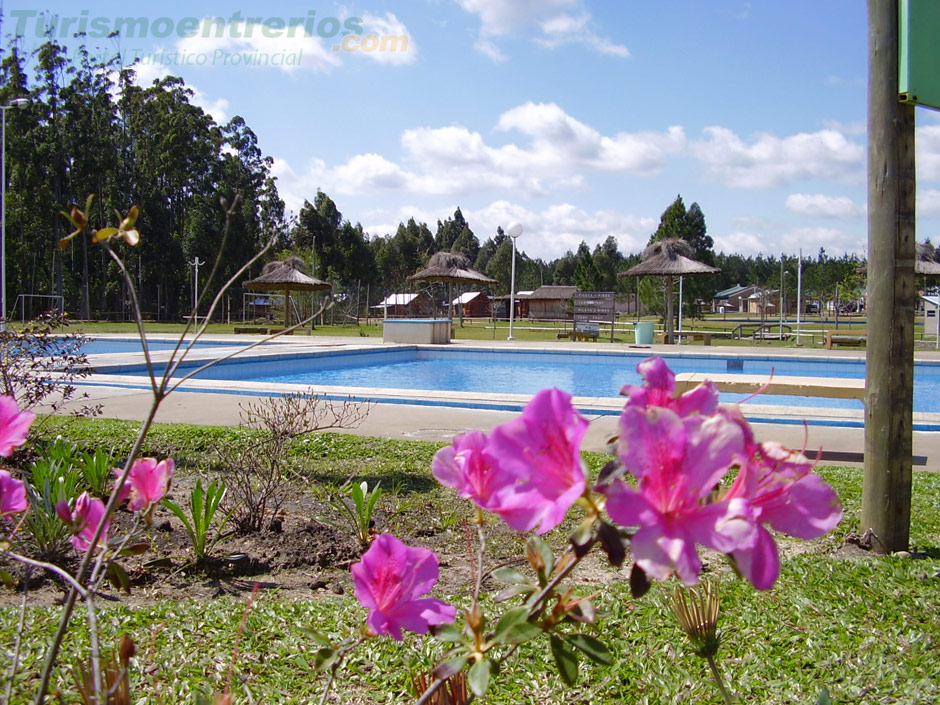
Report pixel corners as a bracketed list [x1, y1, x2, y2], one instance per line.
[603, 406, 754, 585]
[620, 356, 719, 418]
[0, 395, 35, 457]
[0, 469, 27, 517]
[351, 533, 456, 641]
[432, 431, 514, 507]
[114, 457, 174, 512]
[725, 442, 843, 590]
[432, 430, 551, 530]
[56, 492, 110, 553]
[487, 388, 589, 534]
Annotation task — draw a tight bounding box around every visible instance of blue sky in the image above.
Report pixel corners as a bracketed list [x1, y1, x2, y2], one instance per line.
[9, 1, 940, 261]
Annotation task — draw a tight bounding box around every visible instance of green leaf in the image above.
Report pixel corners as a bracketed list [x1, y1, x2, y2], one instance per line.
[432, 655, 468, 681]
[299, 628, 332, 647]
[468, 658, 492, 697]
[0, 568, 16, 589]
[598, 521, 626, 567]
[567, 634, 613, 665]
[313, 647, 338, 672]
[491, 566, 531, 585]
[815, 688, 833, 705]
[491, 606, 531, 643]
[107, 562, 132, 594]
[501, 621, 543, 645]
[495, 584, 535, 603]
[550, 634, 579, 686]
[430, 622, 465, 643]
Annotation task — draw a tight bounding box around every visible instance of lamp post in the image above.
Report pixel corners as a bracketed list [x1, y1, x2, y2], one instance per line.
[1, 97, 29, 332]
[190, 256, 204, 318]
[506, 222, 523, 340]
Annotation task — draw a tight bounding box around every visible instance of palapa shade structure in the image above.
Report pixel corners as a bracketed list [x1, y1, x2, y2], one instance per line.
[916, 242, 940, 276]
[619, 238, 719, 344]
[407, 251, 497, 322]
[244, 256, 331, 328]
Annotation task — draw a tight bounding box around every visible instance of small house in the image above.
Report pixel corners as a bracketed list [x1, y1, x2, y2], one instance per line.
[713, 284, 760, 314]
[527, 285, 578, 320]
[452, 291, 491, 318]
[371, 292, 433, 317]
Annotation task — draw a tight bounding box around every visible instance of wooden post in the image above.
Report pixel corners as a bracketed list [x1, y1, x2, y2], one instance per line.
[665, 274, 675, 344]
[862, 0, 916, 553]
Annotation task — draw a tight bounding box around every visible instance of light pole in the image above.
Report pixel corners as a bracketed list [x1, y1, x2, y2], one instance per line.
[1, 97, 29, 332]
[507, 222, 523, 340]
[190, 256, 204, 318]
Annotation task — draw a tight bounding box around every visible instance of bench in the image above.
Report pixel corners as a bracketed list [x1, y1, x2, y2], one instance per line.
[234, 326, 270, 334]
[658, 331, 712, 345]
[826, 329, 866, 350]
[572, 322, 600, 342]
[673, 372, 865, 401]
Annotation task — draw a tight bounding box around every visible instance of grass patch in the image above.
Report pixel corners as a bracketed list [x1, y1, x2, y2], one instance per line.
[4, 423, 940, 703]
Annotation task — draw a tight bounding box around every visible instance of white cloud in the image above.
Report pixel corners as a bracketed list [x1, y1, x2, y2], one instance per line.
[474, 39, 508, 62]
[456, 0, 628, 60]
[781, 226, 864, 256]
[690, 126, 864, 188]
[189, 87, 230, 123]
[356, 12, 417, 65]
[917, 123, 940, 182]
[176, 18, 342, 73]
[918, 189, 940, 217]
[785, 193, 865, 220]
[455, 0, 577, 36]
[362, 199, 655, 260]
[272, 102, 686, 204]
[713, 231, 772, 257]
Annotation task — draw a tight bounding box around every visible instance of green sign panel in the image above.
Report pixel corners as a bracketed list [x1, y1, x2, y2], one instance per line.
[899, 0, 940, 110]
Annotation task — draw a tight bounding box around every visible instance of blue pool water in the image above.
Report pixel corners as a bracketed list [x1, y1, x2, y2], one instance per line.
[121, 347, 940, 414]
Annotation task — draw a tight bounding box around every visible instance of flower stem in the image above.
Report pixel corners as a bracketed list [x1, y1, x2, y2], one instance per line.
[707, 653, 735, 705]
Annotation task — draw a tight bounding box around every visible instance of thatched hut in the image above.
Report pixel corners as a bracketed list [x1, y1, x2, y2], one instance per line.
[619, 238, 719, 344]
[244, 257, 331, 328]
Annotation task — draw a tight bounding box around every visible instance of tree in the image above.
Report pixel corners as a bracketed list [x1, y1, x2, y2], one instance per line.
[647, 196, 717, 320]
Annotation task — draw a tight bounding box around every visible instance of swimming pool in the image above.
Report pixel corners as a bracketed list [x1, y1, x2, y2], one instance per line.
[103, 345, 940, 415]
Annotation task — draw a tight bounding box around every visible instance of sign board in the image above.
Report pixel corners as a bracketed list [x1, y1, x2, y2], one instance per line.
[899, 0, 940, 110]
[573, 291, 615, 342]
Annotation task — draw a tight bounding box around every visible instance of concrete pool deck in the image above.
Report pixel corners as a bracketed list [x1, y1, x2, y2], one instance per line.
[46, 334, 940, 469]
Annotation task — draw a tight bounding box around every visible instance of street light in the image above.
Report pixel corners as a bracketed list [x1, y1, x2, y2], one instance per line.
[190, 256, 204, 319]
[506, 222, 523, 340]
[1, 97, 29, 332]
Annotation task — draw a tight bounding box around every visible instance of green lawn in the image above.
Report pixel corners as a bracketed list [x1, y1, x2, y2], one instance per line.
[2, 419, 939, 704]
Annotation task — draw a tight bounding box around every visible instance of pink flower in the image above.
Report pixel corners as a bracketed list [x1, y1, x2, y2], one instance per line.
[114, 457, 174, 512]
[351, 533, 456, 641]
[56, 492, 110, 553]
[0, 470, 27, 517]
[725, 442, 842, 590]
[432, 430, 549, 530]
[0, 395, 35, 457]
[603, 406, 754, 585]
[620, 356, 719, 418]
[432, 431, 514, 507]
[487, 388, 589, 534]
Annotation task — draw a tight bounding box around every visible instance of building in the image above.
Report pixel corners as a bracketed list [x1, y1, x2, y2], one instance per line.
[370, 292, 433, 317]
[713, 284, 760, 313]
[526, 285, 578, 320]
[451, 291, 491, 318]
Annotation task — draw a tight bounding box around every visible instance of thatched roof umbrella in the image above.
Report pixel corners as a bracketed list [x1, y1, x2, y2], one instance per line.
[407, 251, 497, 323]
[916, 242, 940, 275]
[244, 256, 331, 328]
[618, 238, 720, 344]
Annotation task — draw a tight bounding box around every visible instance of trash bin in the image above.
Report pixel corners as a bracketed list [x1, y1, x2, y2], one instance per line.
[634, 321, 654, 345]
